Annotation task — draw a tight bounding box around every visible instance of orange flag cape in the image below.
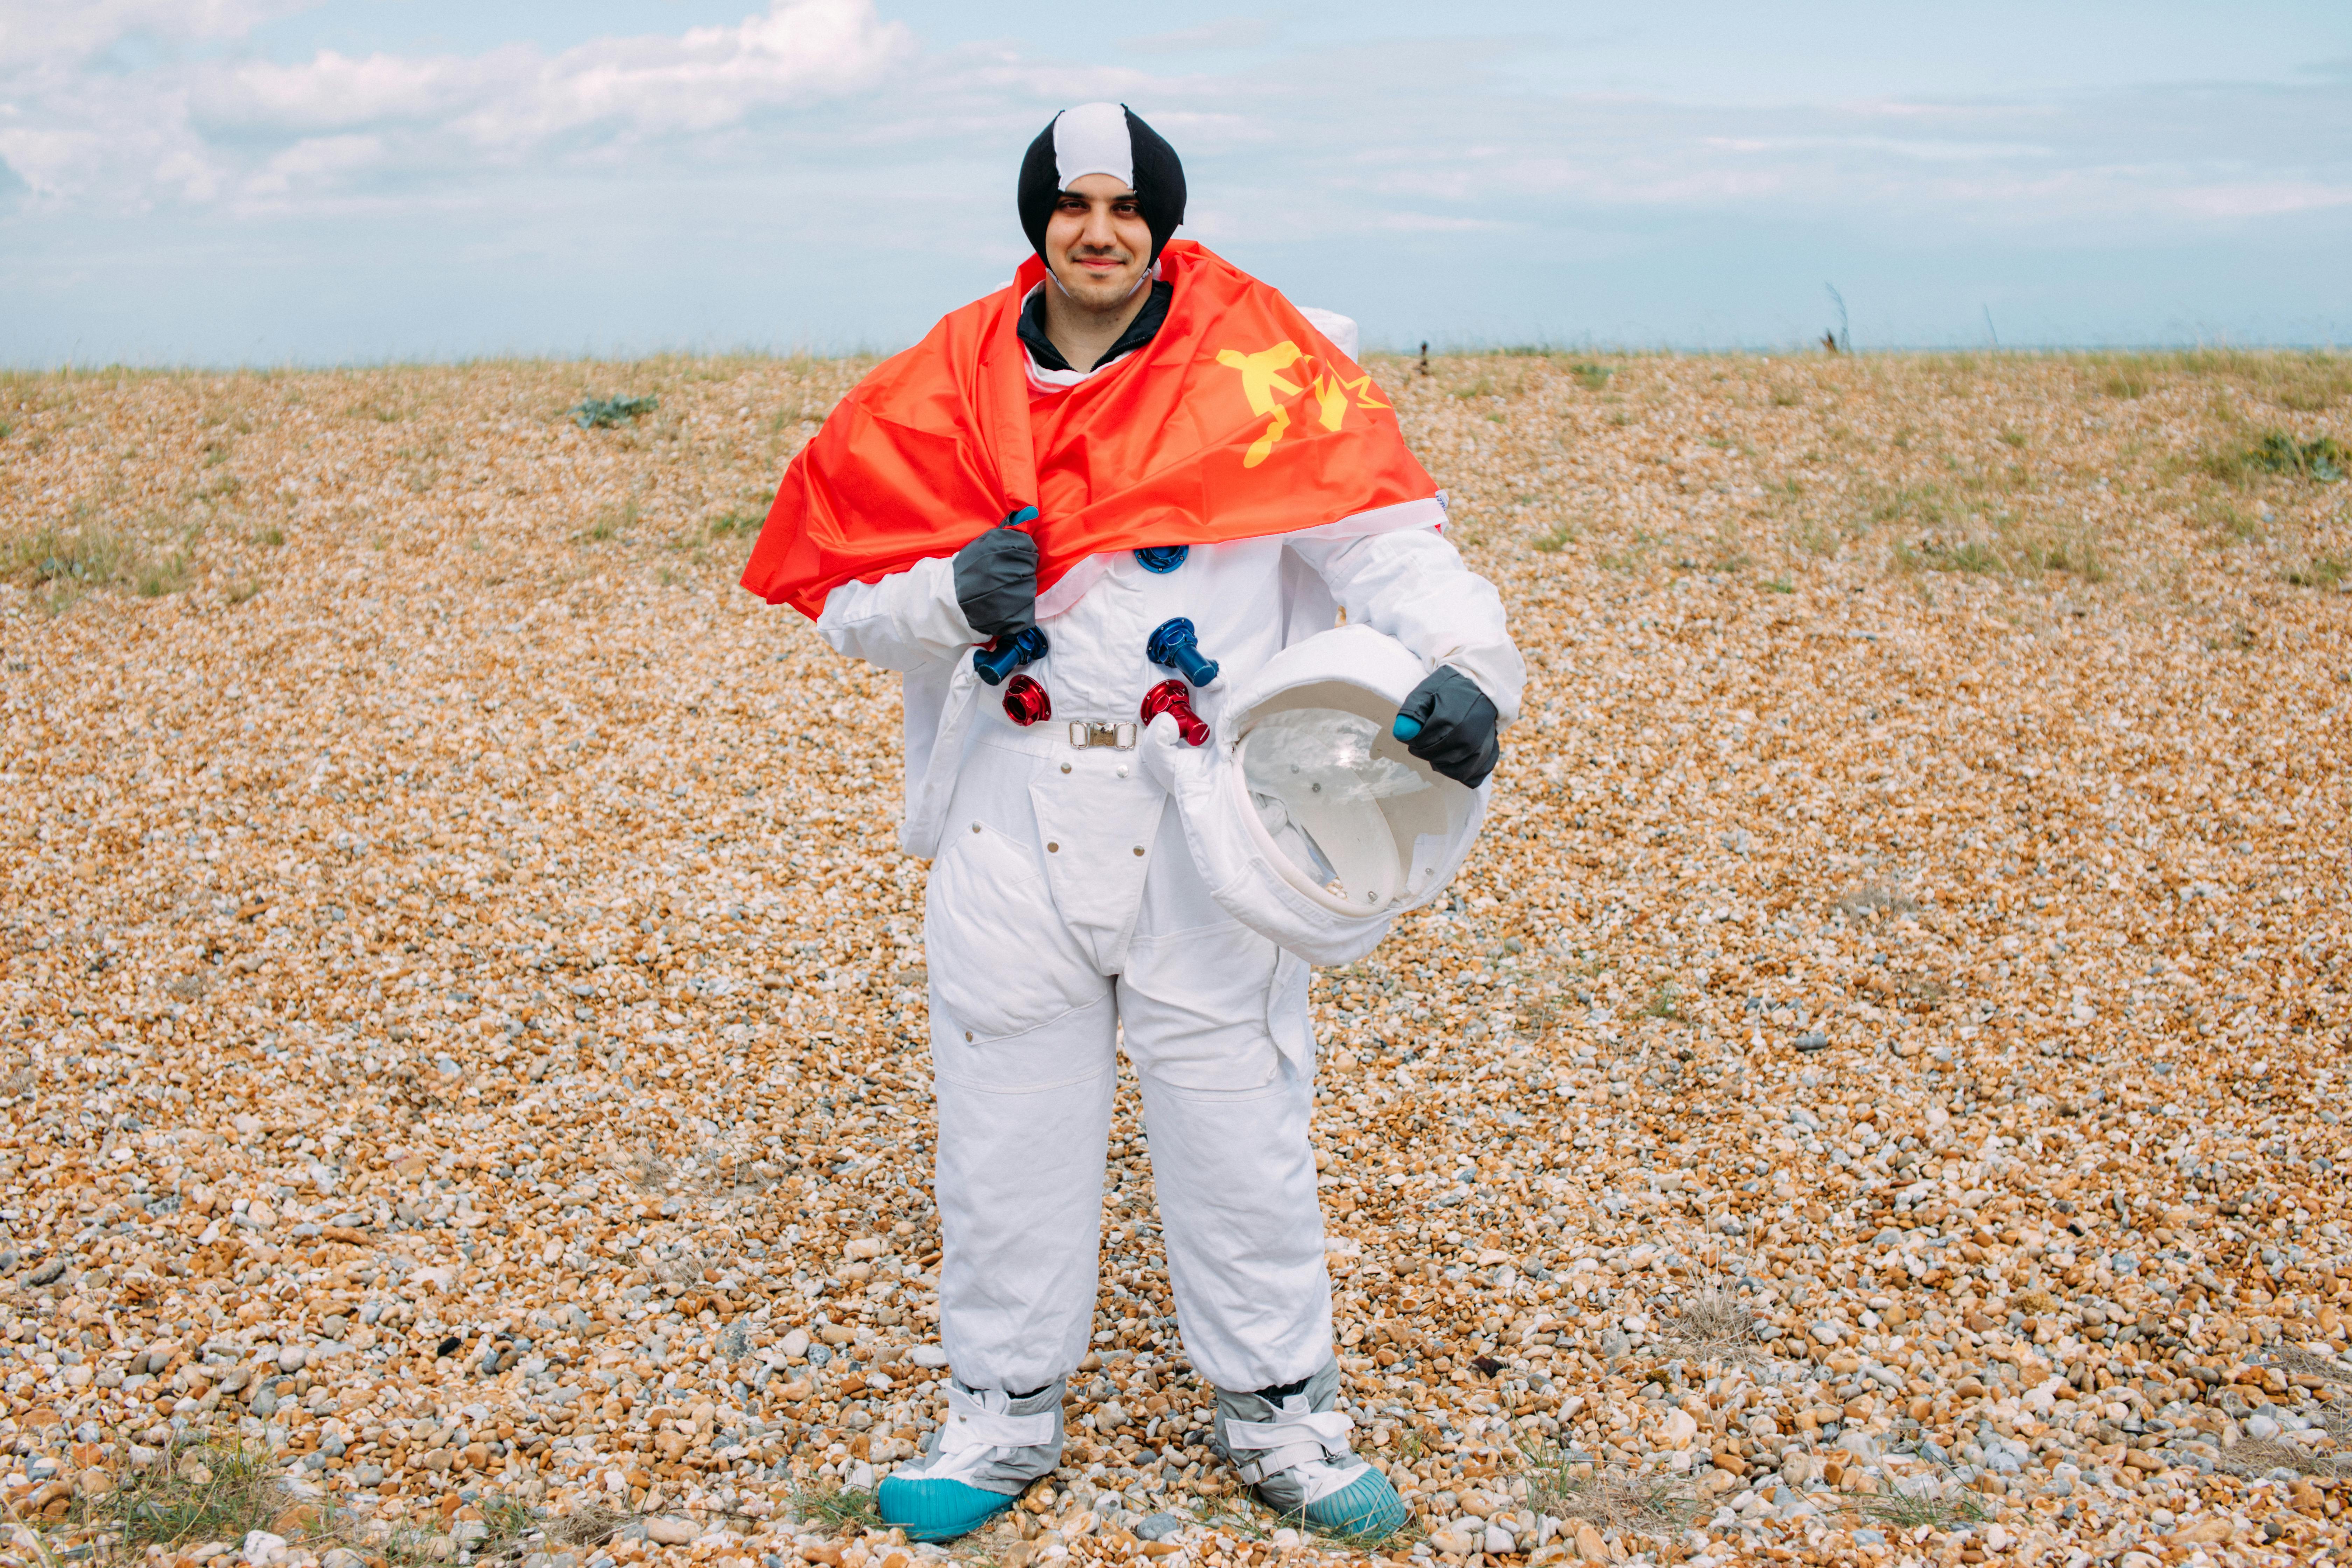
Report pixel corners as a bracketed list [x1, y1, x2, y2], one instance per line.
[740, 240, 1438, 618]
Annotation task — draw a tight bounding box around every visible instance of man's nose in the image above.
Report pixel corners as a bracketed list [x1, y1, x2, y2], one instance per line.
[1082, 205, 1122, 251]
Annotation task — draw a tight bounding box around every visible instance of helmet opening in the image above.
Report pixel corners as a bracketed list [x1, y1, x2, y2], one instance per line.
[1232, 684, 1472, 918]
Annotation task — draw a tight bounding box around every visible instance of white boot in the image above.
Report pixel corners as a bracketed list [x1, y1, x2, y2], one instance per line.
[1212, 1360, 1407, 1537]
[877, 1379, 1065, 1541]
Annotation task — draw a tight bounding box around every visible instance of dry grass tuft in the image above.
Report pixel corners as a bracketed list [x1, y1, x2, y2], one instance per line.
[94, 1440, 289, 1553]
[549, 1502, 632, 1549]
[1834, 882, 1918, 920]
[1661, 1288, 1759, 1360]
[2261, 1346, 2352, 1384]
[2221, 1436, 2332, 1478]
[1517, 1442, 1692, 1538]
[1855, 1482, 1988, 1533]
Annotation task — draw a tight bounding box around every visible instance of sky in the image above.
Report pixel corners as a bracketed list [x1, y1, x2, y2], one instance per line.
[3, 0, 2349, 365]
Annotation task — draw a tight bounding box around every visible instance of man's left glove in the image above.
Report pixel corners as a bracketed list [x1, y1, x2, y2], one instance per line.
[1392, 666, 1501, 788]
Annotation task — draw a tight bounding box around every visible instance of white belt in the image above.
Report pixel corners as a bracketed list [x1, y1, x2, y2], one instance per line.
[1067, 721, 1137, 750]
[977, 718, 1140, 760]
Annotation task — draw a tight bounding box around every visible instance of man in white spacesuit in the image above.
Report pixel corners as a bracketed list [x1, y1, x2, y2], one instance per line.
[805, 104, 1524, 1540]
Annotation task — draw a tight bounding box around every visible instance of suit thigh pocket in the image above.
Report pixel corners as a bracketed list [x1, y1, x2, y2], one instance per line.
[1119, 916, 1284, 1093]
[925, 820, 1101, 1043]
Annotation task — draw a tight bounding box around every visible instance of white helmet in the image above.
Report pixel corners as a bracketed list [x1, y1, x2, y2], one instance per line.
[1142, 624, 1488, 965]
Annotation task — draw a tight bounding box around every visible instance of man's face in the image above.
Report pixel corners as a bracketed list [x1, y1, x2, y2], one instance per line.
[1044, 173, 1153, 310]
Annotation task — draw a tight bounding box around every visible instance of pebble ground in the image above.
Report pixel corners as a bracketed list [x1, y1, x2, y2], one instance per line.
[2, 349, 2348, 1568]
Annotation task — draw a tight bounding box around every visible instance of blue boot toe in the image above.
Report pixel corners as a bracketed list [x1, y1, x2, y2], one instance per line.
[876, 1475, 1018, 1543]
[1296, 1468, 1410, 1539]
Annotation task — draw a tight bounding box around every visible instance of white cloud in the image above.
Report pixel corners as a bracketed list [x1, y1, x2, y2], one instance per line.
[212, 49, 514, 133]
[209, 0, 911, 147]
[2168, 178, 2352, 219]
[0, 83, 223, 206]
[2, 0, 912, 209]
[0, 0, 315, 70]
[245, 132, 385, 201]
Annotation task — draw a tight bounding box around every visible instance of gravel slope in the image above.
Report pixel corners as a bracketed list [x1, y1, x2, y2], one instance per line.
[2, 351, 2348, 1568]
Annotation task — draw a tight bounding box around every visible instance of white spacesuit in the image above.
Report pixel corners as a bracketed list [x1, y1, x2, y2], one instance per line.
[785, 100, 1527, 1545]
[818, 437, 1523, 1402]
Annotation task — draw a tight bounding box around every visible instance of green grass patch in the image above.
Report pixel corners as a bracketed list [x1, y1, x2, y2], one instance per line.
[580, 497, 641, 543]
[94, 1440, 286, 1553]
[2250, 430, 2347, 481]
[474, 1495, 545, 1556]
[136, 545, 197, 597]
[2075, 348, 2350, 411]
[571, 394, 660, 429]
[1914, 538, 2000, 574]
[2018, 525, 2108, 581]
[1853, 1482, 1988, 1533]
[2204, 430, 2348, 486]
[2286, 556, 2347, 589]
[7, 523, 130, 585]
[790, 1483, 881, 1534]
[2197, 499, 2263, 545]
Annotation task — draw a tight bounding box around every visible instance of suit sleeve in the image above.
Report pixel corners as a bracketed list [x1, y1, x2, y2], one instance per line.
[814, 556, 977, 673]
[1287, 524, 1526, 724]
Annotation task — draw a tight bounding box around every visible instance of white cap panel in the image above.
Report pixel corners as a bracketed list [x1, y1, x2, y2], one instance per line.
[1052, 102, 1133, 189]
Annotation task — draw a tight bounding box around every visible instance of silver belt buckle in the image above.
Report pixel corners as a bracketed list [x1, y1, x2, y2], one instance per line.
[1068, 721, 1137, 750]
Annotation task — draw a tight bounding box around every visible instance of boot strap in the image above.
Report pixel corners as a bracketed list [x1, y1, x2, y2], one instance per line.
[1225, 1410, 1352, 1483]
[939, 1385, 1059, 1451]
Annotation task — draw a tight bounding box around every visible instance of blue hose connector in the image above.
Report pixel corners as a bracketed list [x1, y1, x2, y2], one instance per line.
[1145, 617, 1220, 688]
[974, 625, 1049, 686]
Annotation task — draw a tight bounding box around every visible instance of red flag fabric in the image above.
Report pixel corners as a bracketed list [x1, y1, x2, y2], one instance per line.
[740, 240, 1437, 618]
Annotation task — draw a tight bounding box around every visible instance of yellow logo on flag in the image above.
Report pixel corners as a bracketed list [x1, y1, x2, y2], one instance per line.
[1215, 341, 1392, 468]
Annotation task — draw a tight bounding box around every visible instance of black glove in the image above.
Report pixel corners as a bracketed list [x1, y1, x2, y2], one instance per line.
[953, 507, 1040, 640]
[1392, 666, 1501, 788]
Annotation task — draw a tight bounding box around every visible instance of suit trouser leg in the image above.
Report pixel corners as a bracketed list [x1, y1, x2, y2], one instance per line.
[922, 740, 1122, 1395]
[1119, 808, 1332, 1393]
[929, 989, 1118, 1394]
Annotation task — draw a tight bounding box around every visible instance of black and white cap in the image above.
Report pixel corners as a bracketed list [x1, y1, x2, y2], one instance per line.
[1017, 102, 1186, 263]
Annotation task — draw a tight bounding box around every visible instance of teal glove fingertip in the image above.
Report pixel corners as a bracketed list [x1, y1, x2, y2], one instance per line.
[1392, 716, 1423, 741]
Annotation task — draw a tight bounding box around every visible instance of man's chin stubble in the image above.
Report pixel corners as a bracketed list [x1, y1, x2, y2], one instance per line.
[1059, 279, 1143, 313]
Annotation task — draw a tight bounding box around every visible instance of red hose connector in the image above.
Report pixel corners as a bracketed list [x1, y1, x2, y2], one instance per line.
[1002, 674, 1052, 726]
[1141, 679, 1210, 747]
